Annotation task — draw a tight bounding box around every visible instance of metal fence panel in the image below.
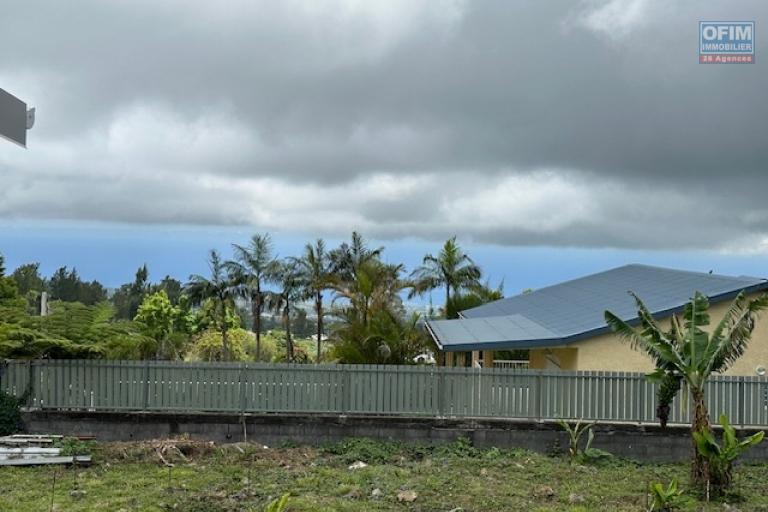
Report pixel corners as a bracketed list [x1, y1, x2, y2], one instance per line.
[3, 360, 767, 427]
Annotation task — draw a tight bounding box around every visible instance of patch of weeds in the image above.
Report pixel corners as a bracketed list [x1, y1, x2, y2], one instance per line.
[321, 438, 405, 464]
[433, 437, 480, 458]
[55, 437, 94, 456]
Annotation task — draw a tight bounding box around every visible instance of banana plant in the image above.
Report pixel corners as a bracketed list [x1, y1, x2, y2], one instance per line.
[648, 479, 687, 511]
[605, 290, 768, 488]
[693, 414, 764, 494]
[264, 493, 290, 512]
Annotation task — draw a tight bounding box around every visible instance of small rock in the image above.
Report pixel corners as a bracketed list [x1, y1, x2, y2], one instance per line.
[479, 468, 488, 477]
[532, 485, 555, 499]
[513, 463, 524, 469]
[69, 490, 87, 500]
[397, 490, 418, 503]
[371, 488, 384, 499]
[568, 493, 585, 504]
[723, 505, 741, 512]
[240, 477, 250, 485]
[446, 508, 464, 512]
[348, 461, 368, 470]
[344, 488, 363, 499]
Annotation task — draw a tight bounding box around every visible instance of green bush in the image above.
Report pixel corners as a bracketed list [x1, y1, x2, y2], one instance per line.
[189, 328, 251, 362]
[0, 390, 24, 436]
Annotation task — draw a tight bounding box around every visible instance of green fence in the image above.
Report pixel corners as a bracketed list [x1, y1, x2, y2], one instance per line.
[1, 360, 767, 426]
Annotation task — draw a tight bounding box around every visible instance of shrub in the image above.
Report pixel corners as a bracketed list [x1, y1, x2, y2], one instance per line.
[189, 328, 250, 362]
[0, 389, 24, 436]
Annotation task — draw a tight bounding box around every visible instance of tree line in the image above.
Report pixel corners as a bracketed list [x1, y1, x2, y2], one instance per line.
[0, 233, 501, 363]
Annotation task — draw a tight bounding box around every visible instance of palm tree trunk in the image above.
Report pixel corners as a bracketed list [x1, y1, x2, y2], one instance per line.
[691, 388, 712, 488]
[284, 302, 293, 361]
[316, 291, 323, 363]
[445, 283, 451, 318]
[252, 292, 261, 361]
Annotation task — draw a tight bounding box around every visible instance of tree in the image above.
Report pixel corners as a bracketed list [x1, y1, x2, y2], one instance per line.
[112, 264, 150, 319]
[295, 239, 334, 362]
[155, 276, 184, 305]
[10, 263, 46, 296]
[409, 237, 481, 319]
[0, 254, 5, 276]
[329, 231, 384, 282]
[48, 266, 107, 305]
[134, 290, 180, 359]
[266, 260, 302, 361]
[226, 234, 277, 361]
[444, 279, 504, 319]
[605, 291, 768, 489]
[332, 260, 406, 328]
[185, 250, 238, 361]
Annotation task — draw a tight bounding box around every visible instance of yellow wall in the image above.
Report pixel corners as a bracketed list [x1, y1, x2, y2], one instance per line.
[529, 347, 578, 370]
[571, 292, 768, 376]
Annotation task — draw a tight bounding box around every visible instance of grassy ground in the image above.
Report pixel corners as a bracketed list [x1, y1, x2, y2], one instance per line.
[1, 437, 766, 511]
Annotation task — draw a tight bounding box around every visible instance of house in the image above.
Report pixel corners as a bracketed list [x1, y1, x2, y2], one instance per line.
[426, 264, 768, 376]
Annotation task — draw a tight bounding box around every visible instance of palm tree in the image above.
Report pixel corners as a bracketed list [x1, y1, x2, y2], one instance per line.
[329, 231, 384, 282]
[266, 260, 303, 361]
[445, 279, 504, 319]
[185, 250, 238, 361]
[605, 291, 768, 488]
[294, 239, 334, 362]
[226, 234, 278, 361]
[409, 237, 482, 318]
[332, 259, 406, 328]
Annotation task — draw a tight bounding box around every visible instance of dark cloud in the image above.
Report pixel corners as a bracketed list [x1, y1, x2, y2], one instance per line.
[0, 0, 766, 251]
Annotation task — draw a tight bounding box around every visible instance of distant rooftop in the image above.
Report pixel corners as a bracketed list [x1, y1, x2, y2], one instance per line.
[427, 264, 768, 351]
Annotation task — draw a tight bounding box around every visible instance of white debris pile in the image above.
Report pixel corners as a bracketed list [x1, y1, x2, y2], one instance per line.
[0, 434, 91, 466]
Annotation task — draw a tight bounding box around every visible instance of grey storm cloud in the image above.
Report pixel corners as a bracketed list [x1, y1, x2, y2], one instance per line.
[0, 0, 767, 252]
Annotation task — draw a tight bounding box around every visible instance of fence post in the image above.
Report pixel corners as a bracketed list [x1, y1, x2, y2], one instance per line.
[26, 359, 35, 408]
[341, 365, 350, 414]
[536, 371, 543, 421]
[738, 377, 745, 428]
[143, 361, 150, 411]
[437, 366, 445, 418]
[239, 363, 247, 414]
[638, 374, 646, 424]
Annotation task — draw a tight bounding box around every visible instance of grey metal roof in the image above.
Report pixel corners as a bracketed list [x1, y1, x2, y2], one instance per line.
[427, 264, 768, 351]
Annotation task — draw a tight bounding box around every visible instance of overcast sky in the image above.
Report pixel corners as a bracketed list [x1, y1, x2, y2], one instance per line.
[1, 0, 767, 288]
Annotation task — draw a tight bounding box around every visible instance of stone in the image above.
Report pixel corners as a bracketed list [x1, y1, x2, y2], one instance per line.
[69, 490, 87, 500]
[344, 488, 363, 499]
[348, 461, 368, 470]
[480, 468, 488, 476]
[568, 493, 585, 504]
[371, 488, 384, 498]
[532, 485, 555, 499]
[397, 490, 418, 502]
